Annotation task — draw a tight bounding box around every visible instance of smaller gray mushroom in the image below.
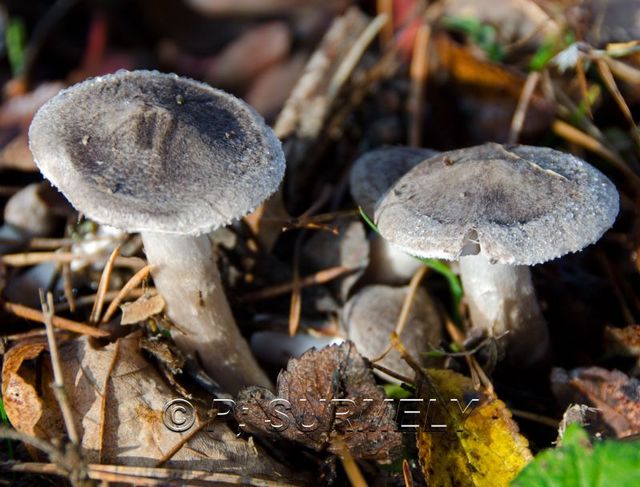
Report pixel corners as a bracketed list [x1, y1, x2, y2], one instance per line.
[349, 146, 439, 218]
[341, 284, 442, 382]
[29, 70, 285, 393]
[375, 143, 619, 365]
[0, 183, 56, 253]
[349, 146, 438, 285]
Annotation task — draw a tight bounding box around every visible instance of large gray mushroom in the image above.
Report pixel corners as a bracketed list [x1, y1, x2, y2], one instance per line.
[349, 146, 438, 285]
[28, 70, 284, 393]
[375, 143, 619, 365]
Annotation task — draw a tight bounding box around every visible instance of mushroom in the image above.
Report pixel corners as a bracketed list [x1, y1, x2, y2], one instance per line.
[0, 182, 56, 253]
[341, 284, 442, 382]
[374, 143, 619, 365]
[28, 70, 285, 393]
[349, 146, 438, 285]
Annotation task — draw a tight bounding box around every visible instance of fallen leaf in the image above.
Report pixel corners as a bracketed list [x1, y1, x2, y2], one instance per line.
[512, 424, 640, 486]
[604, 325, 640, 360]
[551, 366, 640, 439]
[416, 369, 532, 487]
[2, 332, 301, 479]
[120, 293, 165, 325]
[236, 341, 403, 463]
[557, 403, 599, 442]
[1, 339, 61, 453]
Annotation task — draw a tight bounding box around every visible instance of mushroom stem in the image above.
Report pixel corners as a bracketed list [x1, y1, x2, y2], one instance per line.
[458, 254, 550, 366]
[141, 232, 272, 394]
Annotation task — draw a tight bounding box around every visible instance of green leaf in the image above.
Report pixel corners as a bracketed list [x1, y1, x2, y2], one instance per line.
[442, 16, 504, 62]
[358, 206, 463, 324]
[529, 31, 576, 72]
[0, 397, 14, 459]
[6, 17, 26, 77]
[383, 383, 413, 399]
[511, 424, 640, 487]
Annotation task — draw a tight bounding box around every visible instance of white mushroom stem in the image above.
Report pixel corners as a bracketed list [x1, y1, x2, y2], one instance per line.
[364, 235, 423, 285]
[458, 254, 550, 366]
[141, 232, 272, 394]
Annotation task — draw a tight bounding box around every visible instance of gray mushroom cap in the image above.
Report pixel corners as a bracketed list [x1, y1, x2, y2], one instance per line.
[375, 143, 619, 265]
[341, 284, 442, 380]
[28, 70, 285, 235]
[349, 146, 438, 217]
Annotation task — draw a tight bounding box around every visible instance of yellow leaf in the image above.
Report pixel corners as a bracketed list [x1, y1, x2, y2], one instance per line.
[417, 369, 532, 487]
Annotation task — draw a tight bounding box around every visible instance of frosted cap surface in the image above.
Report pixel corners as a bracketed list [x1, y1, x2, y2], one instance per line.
[29, 70, 285, 235]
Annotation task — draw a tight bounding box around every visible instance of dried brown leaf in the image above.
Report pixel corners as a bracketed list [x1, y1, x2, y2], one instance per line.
[236, 342, 402, 463]
[2, 332, 299, 479]
[120, 293, 165, 325]
[551, 366, 640, 439]
[1, 339, 62, 456]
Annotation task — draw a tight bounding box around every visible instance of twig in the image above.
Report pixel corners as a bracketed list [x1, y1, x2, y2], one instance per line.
[57, 287, 149, 314]
[240, 265, 353, 303]
[510, 408, 559, 428]
[444, 318, 494, 393]
[288, 235, 304, 336]
[408, 22, 430, 147]
[371, 363, 413, 384]
[4, 301, 108, 337]
[89, 244, 121, 323]
[155, 418, 215, 467]
[595, 57, 640, 146]
[508, 71, 541, 144]
[576, 58, 592, 119]
[552, 119, 640, 188]
[0, 427, 61, 460]
[61, 257, 76, 313]
[40, 290, 80, 447]
[1, 251, 143, 270]
[327, 13, 389, 100]
[29, 236, 116, 250]
[101, 265, 153, 323]
[98, 340, 120, 464]
[334, 438, 368, 487]
[0, 462, 301, 486]
[377, 0, 393, 47]
[402, 459, 414, 487]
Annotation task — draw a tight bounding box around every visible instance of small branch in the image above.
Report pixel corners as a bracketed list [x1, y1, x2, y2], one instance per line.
[101, 264, 153, 323]
[408, 22, 431, 147]
[89, 244, 121, 323]
[508, 70, 541, 144]
[40, 291, 80, 447]
[240, 265, 353, 302]
[4, 301, 108, 337]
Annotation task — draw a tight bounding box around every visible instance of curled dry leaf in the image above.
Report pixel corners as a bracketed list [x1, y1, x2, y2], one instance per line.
[236, 342, 403, 463]
[1, 332, 299, 480]
[551, 366, 640, 439]
[120, 293, 165, 325]
[1, 339, 61, 453]
[417, 369, 532, 487]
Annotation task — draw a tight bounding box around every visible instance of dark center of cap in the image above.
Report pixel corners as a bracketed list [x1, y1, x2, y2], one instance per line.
[29, 70, 285, 235]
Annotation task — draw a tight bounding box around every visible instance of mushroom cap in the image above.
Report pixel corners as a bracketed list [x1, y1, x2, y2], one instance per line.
[341, 284, 442, 380]
[374, 143, 619, 265]
[29, 70, 285, 235]
[349, 146, 438, 217]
